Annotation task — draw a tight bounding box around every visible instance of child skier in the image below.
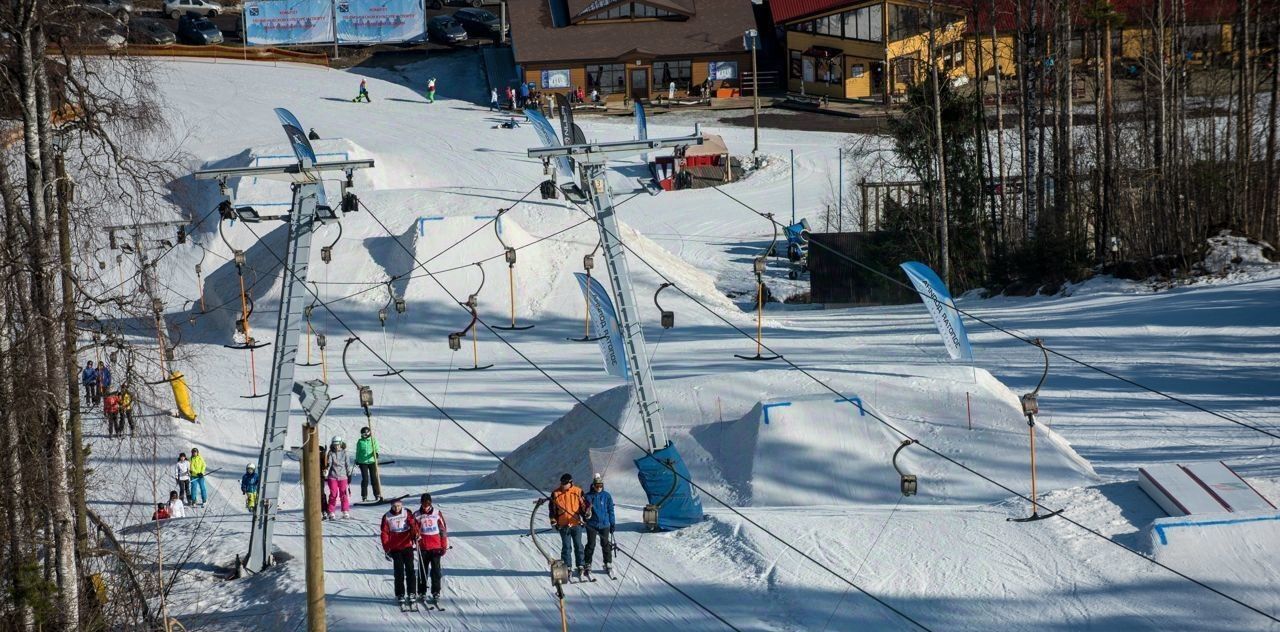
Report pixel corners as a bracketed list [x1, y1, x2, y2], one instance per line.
[326, 437, 354, 518]
[151, 502, 171, 521]
[426, 77, 437, 104]
[354, 79, 371, 103]
[582, 473, 616, 580]
[241, 462, 259, 511]
[189, 447, 208, 508]
[413, 493, 448, 608]
[97, 361, 112, 397]
[489, 88, 499, 111]
[355, 426, 383, 503]
[380, 497, 420, 611]
[80, 361, 97, 405]
[549, 473, 589, 580]
[174, 452, 191, 504]
[120, 385, 135, 437]
[167, 490, 186, 519]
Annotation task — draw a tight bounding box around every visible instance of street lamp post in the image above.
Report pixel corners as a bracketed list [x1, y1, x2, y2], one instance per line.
[745, 28, 760, 155]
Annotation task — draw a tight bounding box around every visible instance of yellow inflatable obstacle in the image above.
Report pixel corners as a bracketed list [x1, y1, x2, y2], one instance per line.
[169, 371, 198, 422]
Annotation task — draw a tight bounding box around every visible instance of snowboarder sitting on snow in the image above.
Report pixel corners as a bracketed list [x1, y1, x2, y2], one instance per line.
[381, 497, 421, 610]
[241, 462, 259, 511]
[326, 437, 354, 519]
[355, 426, 383, 503]
[81, 361, 98, 405]
[413, 493, 448, 607]
[582, 473, 615, 580]
[354, 79, 371, 103]
[152, 502, 171, 521]
[549, 472, 591, 580]
[499, 117, 521, 129]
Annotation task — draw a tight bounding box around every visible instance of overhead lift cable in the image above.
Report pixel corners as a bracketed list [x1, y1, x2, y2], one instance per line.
[234, 220, 743, 632]
[711, 186, 1280, 442]
[353, 200, 935, 632]
[567, 199, 1280, 626]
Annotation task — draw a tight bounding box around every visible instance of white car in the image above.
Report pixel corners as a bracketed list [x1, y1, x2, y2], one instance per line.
[164, 0, 221, 19]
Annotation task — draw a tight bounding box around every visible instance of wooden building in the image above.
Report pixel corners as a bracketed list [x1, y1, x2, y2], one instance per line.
[771, 0, 966, 102]
[507, 0, 755, 102]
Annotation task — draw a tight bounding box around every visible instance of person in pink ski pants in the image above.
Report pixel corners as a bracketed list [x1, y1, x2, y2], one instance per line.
[326, 436, 355, 518]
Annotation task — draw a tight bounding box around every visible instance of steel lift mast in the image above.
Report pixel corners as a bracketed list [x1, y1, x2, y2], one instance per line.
[194, 109, 372, 573]
[528, 134, 700, 453]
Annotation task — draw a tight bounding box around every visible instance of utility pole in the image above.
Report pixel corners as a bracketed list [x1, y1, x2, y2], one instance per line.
[746, 28, 760, 154]
[790, 149, 796, 225]
[295, 380, 331, 632]
[837, 146, 844, 231]
[195, 109, 373, 573]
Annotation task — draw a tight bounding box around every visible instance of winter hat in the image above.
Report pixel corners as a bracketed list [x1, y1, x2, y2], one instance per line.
[560, 473, 573, 484]
[592, 473, 603, 485]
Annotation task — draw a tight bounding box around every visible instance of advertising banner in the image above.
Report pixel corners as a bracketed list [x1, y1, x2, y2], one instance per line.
[574, 272, 630, 379]
[336, 0, 425, 43]
[245, 0, 334, 46]
[522, 108, 575, 182]
[900, 261, 974, 362]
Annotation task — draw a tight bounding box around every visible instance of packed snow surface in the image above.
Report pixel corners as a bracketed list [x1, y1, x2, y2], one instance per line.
[84, 53, 1280, 631]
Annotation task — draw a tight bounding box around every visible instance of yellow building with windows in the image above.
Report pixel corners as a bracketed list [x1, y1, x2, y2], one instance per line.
[773, 0, 966, 101]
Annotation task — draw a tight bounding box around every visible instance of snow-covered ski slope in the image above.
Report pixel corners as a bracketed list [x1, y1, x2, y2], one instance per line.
[90, 52, 1280, 631]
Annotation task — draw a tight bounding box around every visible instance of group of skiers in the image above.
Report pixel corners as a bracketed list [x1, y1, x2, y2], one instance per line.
[82, 361, 136, 437]
[548, 472, 616, 582]
[353, 78, 438, 104]
[380, 493, 449, 611]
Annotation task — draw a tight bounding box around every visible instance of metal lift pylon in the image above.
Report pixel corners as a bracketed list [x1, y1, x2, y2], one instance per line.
[195, 109, 373, 573]
[528, 134, 705, 528]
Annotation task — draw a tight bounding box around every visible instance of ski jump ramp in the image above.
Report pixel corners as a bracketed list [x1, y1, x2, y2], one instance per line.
[1138, 461, 1276, 517]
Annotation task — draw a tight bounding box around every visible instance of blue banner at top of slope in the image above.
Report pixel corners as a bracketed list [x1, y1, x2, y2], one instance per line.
[574, 272, 629, 380]
[900, 261, 973, 362]
[523, 108, 575, 183]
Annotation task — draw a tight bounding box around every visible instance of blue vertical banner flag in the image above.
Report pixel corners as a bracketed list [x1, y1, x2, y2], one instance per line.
[574, 272, 630, 379]
[634, 101, 649, 164]
[899, 261, 974, 362]
[523, 108, 575, 182]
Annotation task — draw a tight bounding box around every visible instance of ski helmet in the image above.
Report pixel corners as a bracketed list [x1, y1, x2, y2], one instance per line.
[331, 436, 343, 446]
[246, 462, 256, 471]
[560, 473, 573, 484]
[592, 473, 604, 485]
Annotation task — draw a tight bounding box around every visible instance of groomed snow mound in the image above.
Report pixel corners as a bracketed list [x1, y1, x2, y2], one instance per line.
[482, 366, 1097, 507]
[1141, 512, 1280, 612]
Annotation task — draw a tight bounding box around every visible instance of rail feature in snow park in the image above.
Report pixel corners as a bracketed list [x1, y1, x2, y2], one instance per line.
[192, 107, 373, 574]
[526, 129, 708, 530]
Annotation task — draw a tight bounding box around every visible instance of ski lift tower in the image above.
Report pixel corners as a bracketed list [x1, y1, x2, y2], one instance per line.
[528, 133, 705, 529]
[194, 109, 373, 573]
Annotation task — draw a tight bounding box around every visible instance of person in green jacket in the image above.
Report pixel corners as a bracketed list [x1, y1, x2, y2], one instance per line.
[188, 447, 208, 508]
[356, 426, 383, 502]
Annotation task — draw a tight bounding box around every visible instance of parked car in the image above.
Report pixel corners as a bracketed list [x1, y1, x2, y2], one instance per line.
[82, 0, 134, 21]
[176, 14, 222, 44]
[164, 0, 222, 19]
[452, 8, 504, 37]
[127, 18, 176, 45]
[91, 23, 127, 49]
[427, 15, 468, 43]
[427, 0, 486, 7]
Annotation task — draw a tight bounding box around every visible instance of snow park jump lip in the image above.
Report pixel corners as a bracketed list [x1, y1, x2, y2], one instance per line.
[484, 368, 1096, 509]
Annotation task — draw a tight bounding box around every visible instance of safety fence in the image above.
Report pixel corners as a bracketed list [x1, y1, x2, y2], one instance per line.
[59, 44, 330, 67]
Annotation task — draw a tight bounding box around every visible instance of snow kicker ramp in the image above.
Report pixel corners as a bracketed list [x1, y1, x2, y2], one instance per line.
[483, 367, 1097, 508]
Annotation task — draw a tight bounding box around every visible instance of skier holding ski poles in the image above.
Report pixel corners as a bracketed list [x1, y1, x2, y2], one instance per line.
[80, 361, 97, 405]
[381, 497, 420, 611]
[549, 473, 590, 581]
[413, 493, 448, 609]
[355, 426, 383, 503]
[174, 452, 191, 504]
[582, 473, 616, 581]
[241, 462, 259, 511]
[188, 447, 208, 508]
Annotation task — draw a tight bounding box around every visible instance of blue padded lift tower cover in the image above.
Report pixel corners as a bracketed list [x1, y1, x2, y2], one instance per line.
[634, 441, 702, 530]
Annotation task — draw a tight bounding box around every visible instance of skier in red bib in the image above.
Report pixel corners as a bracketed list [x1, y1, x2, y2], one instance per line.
[380, 497, 421, 611]
[413, 493, 449, 609]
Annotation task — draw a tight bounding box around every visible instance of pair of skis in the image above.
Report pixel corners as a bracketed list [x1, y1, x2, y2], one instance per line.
[398, 595, 444, 613]
[569, 567, 618, 583]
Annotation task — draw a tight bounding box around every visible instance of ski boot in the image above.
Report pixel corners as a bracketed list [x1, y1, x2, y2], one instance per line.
[342, 511, 351, 519]
[430, 593, 442, 610]
[573, 566, 584, 583]
[408, 595, 420, 612]
[583, 567, 595, 582]
[605, 564, 617, 580]
[398, 597, 410, 612]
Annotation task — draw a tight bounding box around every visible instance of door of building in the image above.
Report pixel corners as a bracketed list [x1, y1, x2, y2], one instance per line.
[630, 68, 650, 101]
